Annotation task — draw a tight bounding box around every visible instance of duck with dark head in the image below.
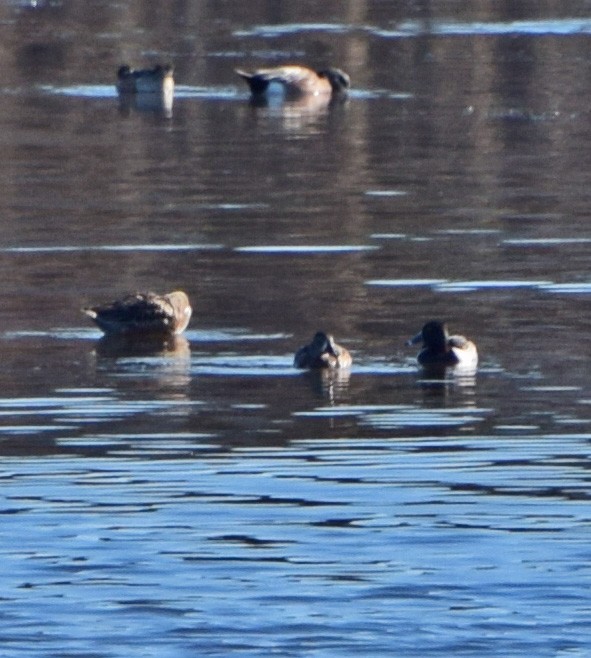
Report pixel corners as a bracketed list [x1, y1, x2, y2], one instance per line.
[294, 331, 352, 370]
[407, 321, 478, 370]
[116, 63, 175, 95]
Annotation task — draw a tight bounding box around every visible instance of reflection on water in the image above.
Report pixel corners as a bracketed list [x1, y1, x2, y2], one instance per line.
[117, 89, 174, 119]
[1, 0, 591, 656]
[245, 92, 350, 133]
[416, 363, 478, 393]
[93, 334, 192, 389]
[298, 367, 352, 403]
[93, 332, 191, 359]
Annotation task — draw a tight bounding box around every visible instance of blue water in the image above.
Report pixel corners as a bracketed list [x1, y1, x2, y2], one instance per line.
[3, 427, 590, 657]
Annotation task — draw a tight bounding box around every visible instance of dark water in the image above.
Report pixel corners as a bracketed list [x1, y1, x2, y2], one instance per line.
[1, 1, 591, 656]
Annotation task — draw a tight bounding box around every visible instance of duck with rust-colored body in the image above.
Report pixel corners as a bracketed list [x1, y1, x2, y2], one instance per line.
[294, 332, 352, 369]
[236, 65, 350, 98]
[116, 64, 174, 94]
[407, 321, 478, 369]
[83, 291, 191, 336]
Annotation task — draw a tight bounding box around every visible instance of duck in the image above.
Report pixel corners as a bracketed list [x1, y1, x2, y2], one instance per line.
[83, 291, 192, 336]
[116, 64, 174, 95]
[407, 320, 478, 369]
[294, 331, 352, 369]
[235, 65, 350, 98]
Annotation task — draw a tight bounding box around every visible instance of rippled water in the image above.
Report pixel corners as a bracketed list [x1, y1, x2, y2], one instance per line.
[1, 1, 591, 656]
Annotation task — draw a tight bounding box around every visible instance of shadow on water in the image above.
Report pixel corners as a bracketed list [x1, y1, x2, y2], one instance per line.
[93, 332, 191, 359]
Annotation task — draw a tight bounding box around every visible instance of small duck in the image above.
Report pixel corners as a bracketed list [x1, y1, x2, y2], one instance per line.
[407, 321, 478, 369]
[116, 64, 174, 95]
[235, 65, 350, 98]
[83, 291, 192, 336]
[294, 332, 352, 369]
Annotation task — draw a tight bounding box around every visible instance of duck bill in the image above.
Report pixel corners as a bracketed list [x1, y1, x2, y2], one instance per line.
[407, 331, 423, 346]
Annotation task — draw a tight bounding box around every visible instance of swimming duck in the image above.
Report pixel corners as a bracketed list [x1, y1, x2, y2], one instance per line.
[407, 321, 478, 369]
[83, 291, 192, 336]
[235, 65, 350, 98]
[116, 64, 174, 94]
[294, 332, 352, 369]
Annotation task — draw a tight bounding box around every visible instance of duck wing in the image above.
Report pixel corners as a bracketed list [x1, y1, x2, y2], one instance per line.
[85, 293, 175, 334]
[448, 334, 470, 350]
[236, 66, 318, 94]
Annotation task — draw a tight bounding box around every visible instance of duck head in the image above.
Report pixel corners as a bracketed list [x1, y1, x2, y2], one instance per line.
[407, 320, 448, 351]
[317, 68, 351, 93]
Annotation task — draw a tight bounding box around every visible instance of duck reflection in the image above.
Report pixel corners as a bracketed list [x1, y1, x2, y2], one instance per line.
[300, 367, 351, 404]
[93, 333, 191, 390]
[416, 363, 477, 399]
[117, 89, 174, 118]
[94, 332, 190, 359]
[246, 93, 347, 132]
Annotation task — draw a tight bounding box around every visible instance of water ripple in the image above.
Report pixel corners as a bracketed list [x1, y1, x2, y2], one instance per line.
[366, 278, 554, 292]
[234, 23, 353, 37]
[191, 355, 293, 376]
[235, 245, 378, 254]
[294, 404, 491, 429]
[371, 18, 591, 37]
[434, 280, 552, 292]
[2, 243, 223, 253]
[39, 84, 117, 98]
[234, 18, 591, 40]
